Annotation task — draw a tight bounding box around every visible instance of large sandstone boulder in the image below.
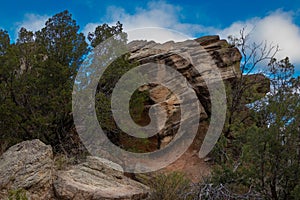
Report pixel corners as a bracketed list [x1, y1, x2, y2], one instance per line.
[53, 156, 149, 200]
[0, 139, 54, 200]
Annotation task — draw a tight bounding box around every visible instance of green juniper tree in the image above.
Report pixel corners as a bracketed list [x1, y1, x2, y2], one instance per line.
[211, 29, 300, 199]
[238, 58, 300, 200]
[0, 11, 89, 155]
[212, 56, 300, 199]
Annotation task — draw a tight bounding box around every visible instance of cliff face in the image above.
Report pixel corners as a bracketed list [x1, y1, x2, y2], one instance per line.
[127, 36, 242, 148]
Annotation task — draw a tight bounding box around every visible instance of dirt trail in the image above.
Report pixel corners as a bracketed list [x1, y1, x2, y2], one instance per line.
[161, 121, 212, 183]
[163, 147, 211, 182]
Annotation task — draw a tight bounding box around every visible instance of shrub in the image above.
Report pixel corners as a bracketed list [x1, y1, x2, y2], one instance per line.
[8, 189, 27, 200]
[147, 172, 194, 200]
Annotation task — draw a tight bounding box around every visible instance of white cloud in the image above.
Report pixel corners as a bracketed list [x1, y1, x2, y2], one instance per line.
[83, 2, 300, 68]
[216, 10, 300, 67]
[83, 1, 212, 43]
[15, 13, 49, 38]
[82, 22, 99, 38]
[125, 27, 190, 42]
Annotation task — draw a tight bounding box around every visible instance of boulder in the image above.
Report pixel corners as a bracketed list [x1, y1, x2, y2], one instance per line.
[0, 139, 54, 200]
[53, 156, 149, 200]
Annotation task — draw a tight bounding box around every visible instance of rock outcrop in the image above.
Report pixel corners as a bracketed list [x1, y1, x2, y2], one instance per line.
[0, 140, 149, 200]
[124, 36, 270, 182]
[127, 35, 242, 148]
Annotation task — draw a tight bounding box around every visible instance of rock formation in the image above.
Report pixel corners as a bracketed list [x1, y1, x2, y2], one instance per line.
[0, 140, 149, 200]
[124, 36, 270, 181]
[127, 35, 242, 148]
[0, 35, 270, 198]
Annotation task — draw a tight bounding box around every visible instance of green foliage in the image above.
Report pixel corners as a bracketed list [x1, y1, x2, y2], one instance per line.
[129, 89, 151, 124]
[0, 11, 150, 156]
[87, 21, 157, 151]
[147, 172, 193, 200]
[291, 185, 300, 199]
[211, 31, 300, 199]
[0, 10, 88, 154]
[0, 29, 10, 55]
[54, 154, 76, 170]
[36, 10, 88, 67]
[8, 189, 27, 200]
[239, 70, 300, 199]
[95, 54, 153, 151]
[222, 29, 278, 142]
[88, 21, 123, 48]
[212, 56, 300, 199]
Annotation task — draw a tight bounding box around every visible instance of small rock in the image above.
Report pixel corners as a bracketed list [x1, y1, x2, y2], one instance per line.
[204, 157, 212, 162]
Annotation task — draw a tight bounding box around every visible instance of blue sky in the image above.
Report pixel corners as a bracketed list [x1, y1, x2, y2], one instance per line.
[1, 0, 300, 73]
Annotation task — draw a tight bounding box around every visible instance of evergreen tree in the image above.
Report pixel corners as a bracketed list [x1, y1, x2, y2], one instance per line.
[0, 11, 89, 155]
[212, 57, 300, 200]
